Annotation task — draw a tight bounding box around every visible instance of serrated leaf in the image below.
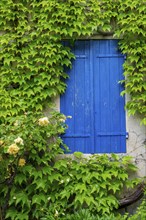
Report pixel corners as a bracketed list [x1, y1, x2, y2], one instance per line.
[32, 193, 46, 205]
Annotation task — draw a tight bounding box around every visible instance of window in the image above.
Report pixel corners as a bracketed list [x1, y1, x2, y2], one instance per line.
[61, 40, 126, 153]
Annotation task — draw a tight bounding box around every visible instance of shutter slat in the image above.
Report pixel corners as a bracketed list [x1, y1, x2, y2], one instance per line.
[62, 134, 91, 138]
[96, 54, 125, 58]
[96, 132, 127, 136]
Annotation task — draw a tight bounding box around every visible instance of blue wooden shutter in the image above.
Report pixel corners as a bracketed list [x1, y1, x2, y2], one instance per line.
[61, 40, 126, 153]
[93, 40, 126, 153]
[61, 41, 94, 153]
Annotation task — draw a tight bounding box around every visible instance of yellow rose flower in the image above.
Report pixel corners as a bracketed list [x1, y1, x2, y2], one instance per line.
[0, 140, 4, 146]
[14, 137, 24, 145]
[7, 144, 20, 155]
[38, 117, 49, 126]
[14, 120, 19, 126]
[18, 158, 26, 167]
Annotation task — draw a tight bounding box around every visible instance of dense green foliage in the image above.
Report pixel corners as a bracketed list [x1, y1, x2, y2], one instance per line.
[0, 0, 146, 219]
[0, 125, 140, 220]
[43, 153, 140, 219]
[116, 0, 146, 125]
[0, 0, 145, 123]
[127, 192, 146, 220]
[52, 209, 122, 220]
[0, 112, 68, 219]
[0, 0, 101, 120]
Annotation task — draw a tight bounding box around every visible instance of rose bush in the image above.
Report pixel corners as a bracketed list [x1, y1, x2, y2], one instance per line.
[0, 111, 68, 219]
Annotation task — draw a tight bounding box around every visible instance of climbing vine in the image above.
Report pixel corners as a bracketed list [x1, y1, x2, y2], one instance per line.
[0, 0, 145, 123]
[0, 0, 101, 120]
[116, 0, 146, 125]
[0, 0, 146, 219]
[0, 0, 145, 124]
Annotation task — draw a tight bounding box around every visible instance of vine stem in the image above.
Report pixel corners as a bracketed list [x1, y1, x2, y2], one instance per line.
[0, 206, 2, 220]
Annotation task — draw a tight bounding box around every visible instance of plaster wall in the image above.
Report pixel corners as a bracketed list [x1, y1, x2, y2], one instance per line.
[125, 95, 146, 177]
